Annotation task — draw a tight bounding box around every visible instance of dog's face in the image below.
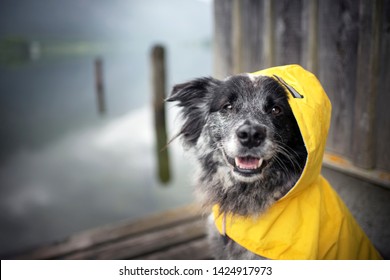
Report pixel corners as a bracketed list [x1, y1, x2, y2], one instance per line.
[168, 74, 307, 215]
[206, 75, 303, 183]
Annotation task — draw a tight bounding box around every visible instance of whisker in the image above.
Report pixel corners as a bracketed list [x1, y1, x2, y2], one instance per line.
[274, 139, 301, 158]
[273, 145, 302, 174]
[272, 154, 290, 176]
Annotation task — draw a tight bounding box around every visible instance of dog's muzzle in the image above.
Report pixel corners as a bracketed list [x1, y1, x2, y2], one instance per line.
[236, 123, 267, 149]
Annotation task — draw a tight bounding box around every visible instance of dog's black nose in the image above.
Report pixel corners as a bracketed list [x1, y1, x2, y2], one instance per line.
[236, 123, 266, 148]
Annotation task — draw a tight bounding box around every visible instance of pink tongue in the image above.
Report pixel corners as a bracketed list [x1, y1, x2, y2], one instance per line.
[235, 157, 260, 169]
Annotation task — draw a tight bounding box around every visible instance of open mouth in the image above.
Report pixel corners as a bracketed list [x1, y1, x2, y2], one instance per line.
[227, 155, 267, 176]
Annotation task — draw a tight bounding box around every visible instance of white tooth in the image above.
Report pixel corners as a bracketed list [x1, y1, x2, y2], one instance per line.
[257, 158, 264, 168]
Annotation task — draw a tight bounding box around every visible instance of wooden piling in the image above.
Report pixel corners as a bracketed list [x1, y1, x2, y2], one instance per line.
[151, 45, 171, 184]
[95, 57, 106, 114]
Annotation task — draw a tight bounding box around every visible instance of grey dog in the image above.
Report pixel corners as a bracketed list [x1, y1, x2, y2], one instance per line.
[167, 73, 306, 259]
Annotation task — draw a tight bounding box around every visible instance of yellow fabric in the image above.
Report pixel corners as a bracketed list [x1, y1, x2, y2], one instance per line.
[213, 64, 382, 260]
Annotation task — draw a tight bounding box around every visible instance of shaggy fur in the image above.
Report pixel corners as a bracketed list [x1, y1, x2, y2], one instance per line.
[167, 74, 307, 259]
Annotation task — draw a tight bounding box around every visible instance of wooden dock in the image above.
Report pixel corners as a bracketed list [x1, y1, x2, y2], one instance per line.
[14, 204, 211, 260]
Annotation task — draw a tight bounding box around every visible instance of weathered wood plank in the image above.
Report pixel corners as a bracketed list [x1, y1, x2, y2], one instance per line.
[214, 0, 234, 78]
[263, 0, 275, 67]
[239, 0, 265, 72]
[134, 238, 211, 260]
[352, 0, 382, 169]
[15, 204, 203, 259]
[232, 0, 243, 74]
[375, 0, 390, 171]
[274, 0, 303, 66]
[63, 219, 206, 260]
[323, 152, 390, 188]
[318, 0, 359, 159]
[301, 0, 318, 73]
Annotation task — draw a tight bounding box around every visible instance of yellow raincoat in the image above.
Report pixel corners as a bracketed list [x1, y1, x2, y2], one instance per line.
[213, 64, 382, 260]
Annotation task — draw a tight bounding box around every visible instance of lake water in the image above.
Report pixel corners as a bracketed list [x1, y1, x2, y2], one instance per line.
[0, 0, 212, 256]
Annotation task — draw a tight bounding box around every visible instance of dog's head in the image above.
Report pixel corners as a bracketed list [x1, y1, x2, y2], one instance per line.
[168, 74, 307, 214]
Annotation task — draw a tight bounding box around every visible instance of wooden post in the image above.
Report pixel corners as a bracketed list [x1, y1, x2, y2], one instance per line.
[151, 45, 170, 184]
[95, 58, 106, 115]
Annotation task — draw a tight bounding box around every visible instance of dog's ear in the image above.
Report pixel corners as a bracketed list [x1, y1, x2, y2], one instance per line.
[167, 77, 220, 104]
[167, 77, 221, 146]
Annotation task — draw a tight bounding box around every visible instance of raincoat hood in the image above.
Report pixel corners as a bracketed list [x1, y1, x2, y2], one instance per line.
[213, 65, 382, 259]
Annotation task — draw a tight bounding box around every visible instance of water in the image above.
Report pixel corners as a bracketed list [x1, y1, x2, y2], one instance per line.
[0, 0, 212, 256]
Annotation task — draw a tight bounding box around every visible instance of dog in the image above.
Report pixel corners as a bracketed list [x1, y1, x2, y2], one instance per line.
[167, 65, 382, 260]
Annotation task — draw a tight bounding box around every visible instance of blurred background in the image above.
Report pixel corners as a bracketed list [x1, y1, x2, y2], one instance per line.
[0, 0, 389, 259]
[0, 0, 212, 257]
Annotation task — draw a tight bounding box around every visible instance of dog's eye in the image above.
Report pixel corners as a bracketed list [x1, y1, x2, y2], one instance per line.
[271, 106, 282, 116]
[222, 103, 233, 111]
